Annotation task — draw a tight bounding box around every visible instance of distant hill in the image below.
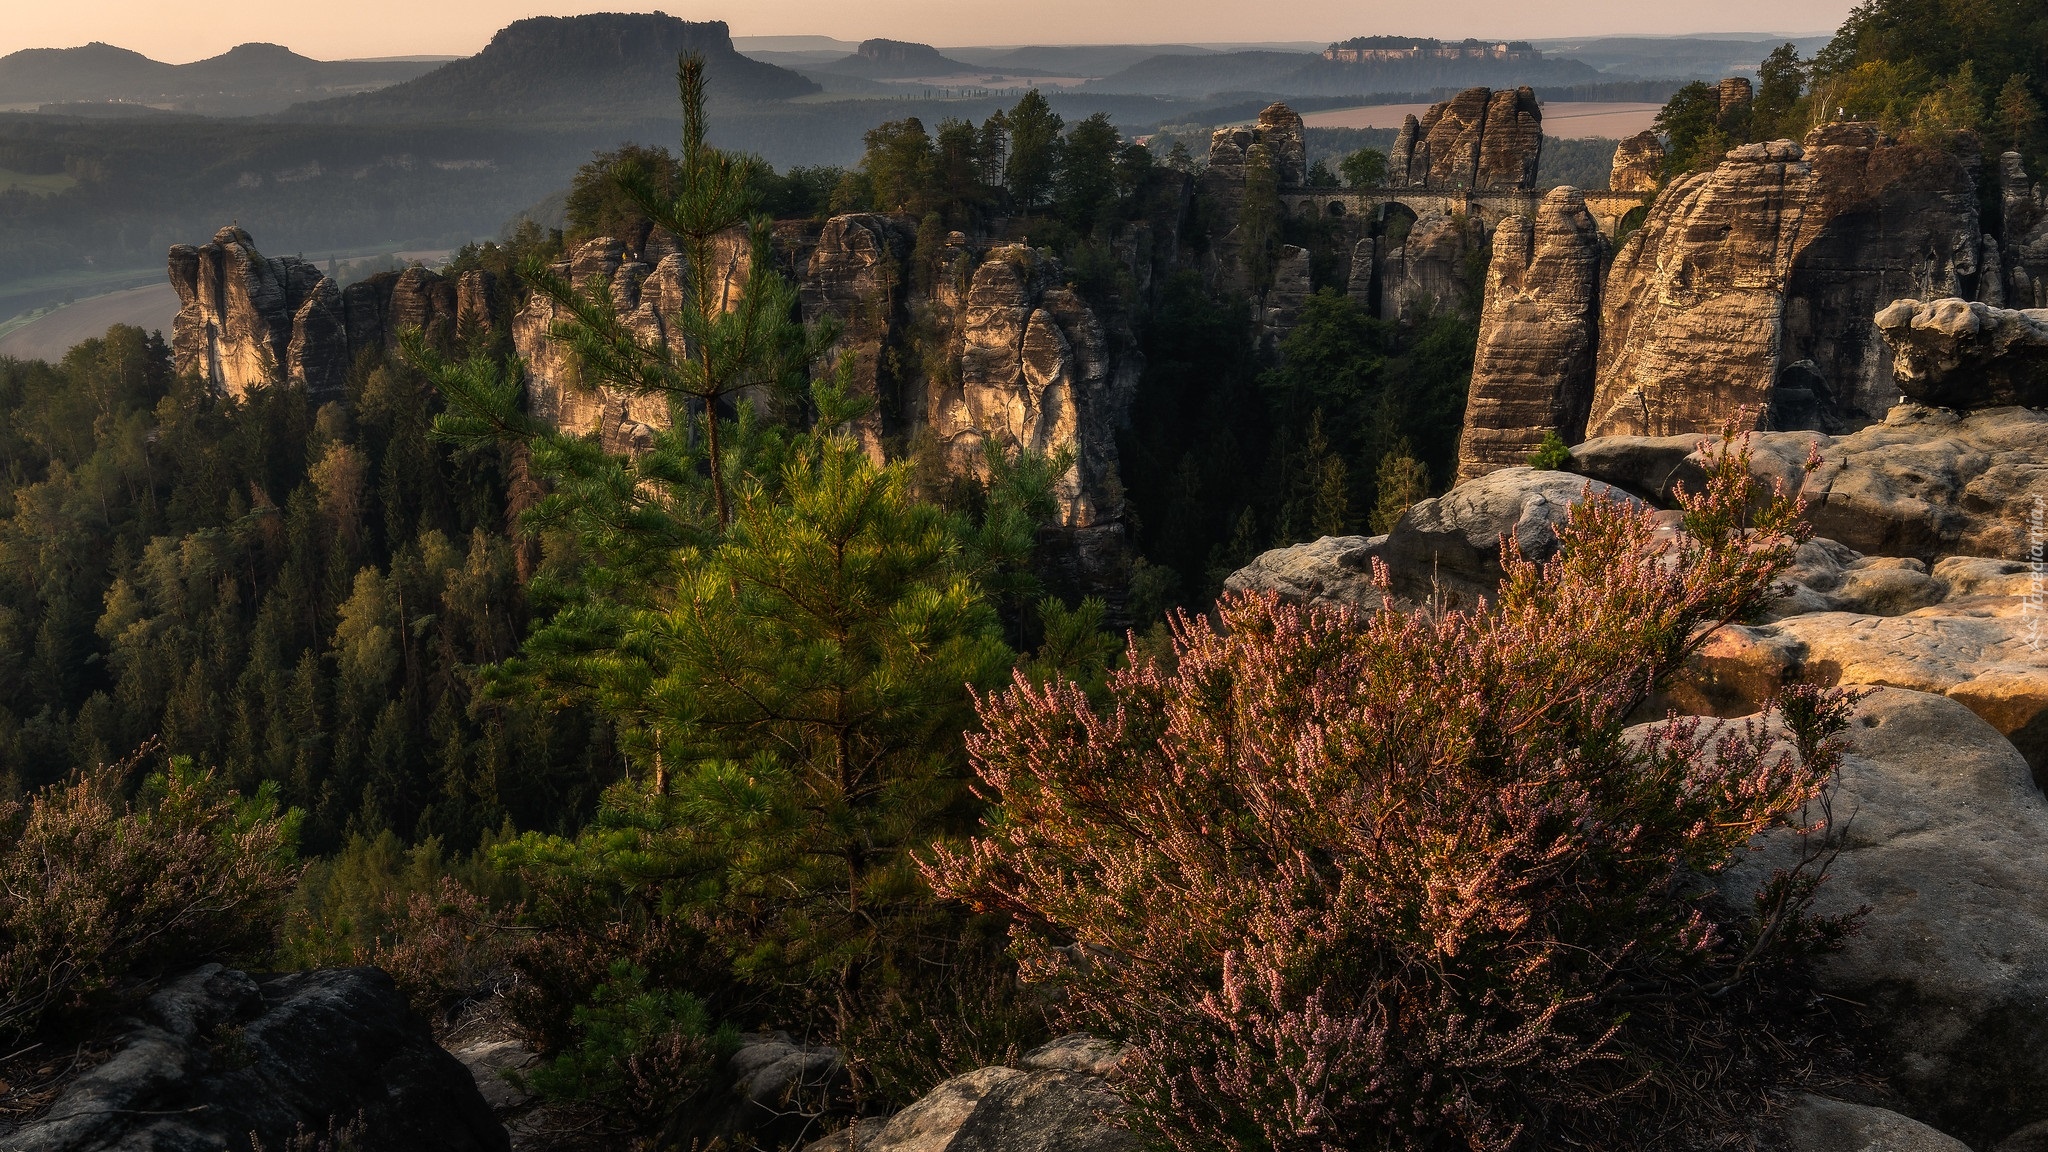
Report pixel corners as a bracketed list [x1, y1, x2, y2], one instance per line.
[817, 39, 977, 79]
[1082, 51, 1317, 96]
[282, 14, 819, 122]
[1525, 35, 1833, 80]
[943, 44, 1217, 77]
[0, 41, 441, 115]
[1084, 49, 1602, 98]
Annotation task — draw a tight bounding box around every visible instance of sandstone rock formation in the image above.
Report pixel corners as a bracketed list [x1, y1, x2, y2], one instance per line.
[935, 244, 1136, 532]
[1780, 1095, 1972, 1152]
[1875, 297, 2048, 409]
[802, 1034, 1131, 1152]
[1206, 102, 1306, 201]
[1376, 206, 1484, 324]
[1662, 544, 2048, 776]
[1388, 86, 1542, 191]
[1570, 405, 2048, 562]
[1608, 131, 1664, 193]
[1587, 126, 1986, 438]
[1716, 76, 1752, 116]
[170, 225, 471, 399]
[170, 226, 346, 398]
[2000, 152, 2048, 308]
[513, 231, 751, 456]
[799, 213, 913, 456]
[2, 964, 507, 1152]
[1720, 689, 2048, 1146]
[1252, 102, 1306, 188]
[1456, 187, 1603, 481]
[1224, 467, 1647, 612]
[511, 222, 1140, 585]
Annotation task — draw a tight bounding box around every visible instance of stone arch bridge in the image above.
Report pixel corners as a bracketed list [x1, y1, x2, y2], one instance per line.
[1280, 187, 1653, 240]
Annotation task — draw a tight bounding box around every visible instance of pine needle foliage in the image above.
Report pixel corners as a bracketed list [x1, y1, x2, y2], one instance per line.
[493, 428, 1029, 1027]
[926, 433, 1857, 1152]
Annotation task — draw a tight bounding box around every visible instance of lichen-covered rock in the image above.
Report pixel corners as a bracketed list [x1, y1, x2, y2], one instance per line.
[1720, 690, 2048, 1146]
[1609, 130, 1664, 193]
[800, 1035, 1131, 1152]
[1588, 127, 1985, 438]
[1781, 1095, 1972, 1152]
[1, 964, 507, 1152]
[1875, 297, 2048, 409]
[1457, 187, 1603, 481]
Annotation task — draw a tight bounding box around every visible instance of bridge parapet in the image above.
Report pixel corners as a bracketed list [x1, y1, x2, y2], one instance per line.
[1278, 186, 1654, 239]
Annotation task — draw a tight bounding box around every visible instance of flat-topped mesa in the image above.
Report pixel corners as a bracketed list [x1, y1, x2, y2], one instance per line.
[1455, 187, 1603, 482]
[1388, 86, 1542, 192]
[1586, 123, 1988, 439]
[1609, 131, 1664, 194]
[168, 226, 488, 400]
[1876, 297, 2048, 410]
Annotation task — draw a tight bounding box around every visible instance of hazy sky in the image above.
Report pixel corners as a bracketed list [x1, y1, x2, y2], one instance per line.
[2, 0, 1854, 62]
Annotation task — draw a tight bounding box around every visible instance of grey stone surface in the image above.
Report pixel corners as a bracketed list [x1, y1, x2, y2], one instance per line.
[2, 964, 506, 1152]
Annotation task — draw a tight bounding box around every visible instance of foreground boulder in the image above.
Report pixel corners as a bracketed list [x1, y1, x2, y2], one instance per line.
[1876, 297, 2048, 410]
[1224, 466, 1648, 612]
[1781, 1095, 1972, 1152]
[4, 964, 507, 1152]
[1658, 540, 2048, 777]
[805, 1034, 1130, 1152]
[1721, 689, 2048, 1146]
[1571, 404, 2048, 561]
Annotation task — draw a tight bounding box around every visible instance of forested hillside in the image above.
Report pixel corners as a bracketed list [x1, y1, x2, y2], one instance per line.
[0, 322, 611, 849]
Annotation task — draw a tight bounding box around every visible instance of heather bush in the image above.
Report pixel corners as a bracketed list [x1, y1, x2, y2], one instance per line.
[926, 438, 1854, 1151]
[0, 755, 301, 1046]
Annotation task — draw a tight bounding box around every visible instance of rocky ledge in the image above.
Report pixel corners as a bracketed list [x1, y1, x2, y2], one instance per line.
[4, 964, 506, 1152]
[1876, 297, 2048, 410]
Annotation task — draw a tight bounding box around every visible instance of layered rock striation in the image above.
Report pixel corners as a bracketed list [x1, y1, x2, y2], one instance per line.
[169, 226, 490, 399]
[1608, 130, 1664, 193]
[1387, 86, 1542, 192]
[1585, 125, 1987, 440]
[506, 221, 1143, 583]
[1455, 187, 1603, 481]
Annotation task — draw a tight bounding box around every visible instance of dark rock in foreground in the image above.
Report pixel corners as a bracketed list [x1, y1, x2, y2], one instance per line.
[5, 964, 507, 1152]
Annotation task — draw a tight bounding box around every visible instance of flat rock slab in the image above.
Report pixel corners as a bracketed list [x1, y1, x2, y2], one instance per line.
[1722, 689, 2048, 1146]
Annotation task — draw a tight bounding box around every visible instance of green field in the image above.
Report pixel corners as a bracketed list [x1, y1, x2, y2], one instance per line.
[0, 167, 78, 195]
